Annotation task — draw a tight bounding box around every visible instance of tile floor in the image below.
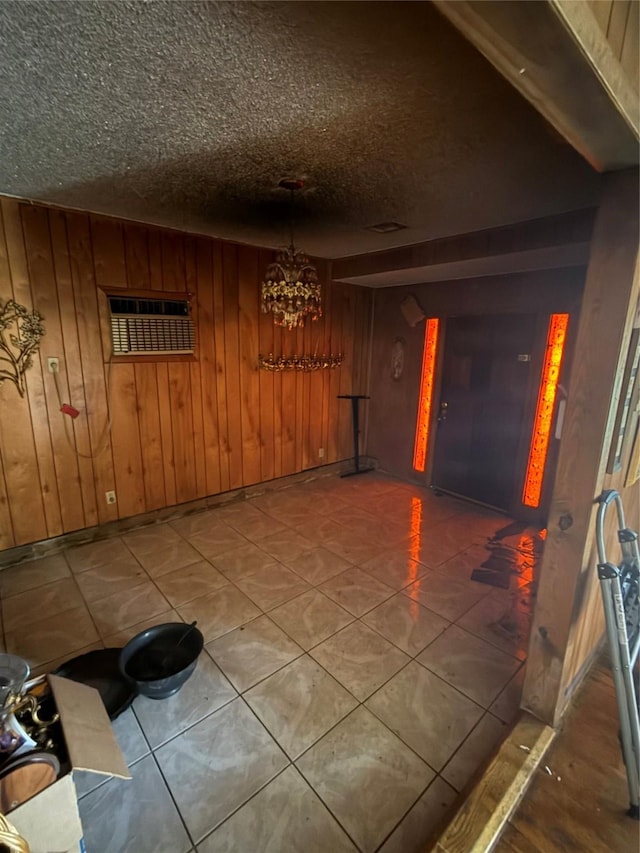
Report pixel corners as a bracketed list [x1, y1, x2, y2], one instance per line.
[0, 473, 541, 853]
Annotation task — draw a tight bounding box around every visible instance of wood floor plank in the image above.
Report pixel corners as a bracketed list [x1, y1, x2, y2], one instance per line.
[496, 824, 543, 853]
[494, 662, 638, 853]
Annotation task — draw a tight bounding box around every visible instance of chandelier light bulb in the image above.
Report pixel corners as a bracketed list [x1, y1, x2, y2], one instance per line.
[261, 180, 322, 330]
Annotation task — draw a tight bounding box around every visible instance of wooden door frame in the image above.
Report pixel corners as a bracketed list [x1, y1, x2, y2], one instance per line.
[523, 170, 640, 727]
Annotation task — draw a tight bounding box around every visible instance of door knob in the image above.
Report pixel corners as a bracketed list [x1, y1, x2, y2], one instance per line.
[437, 402, 448, 423]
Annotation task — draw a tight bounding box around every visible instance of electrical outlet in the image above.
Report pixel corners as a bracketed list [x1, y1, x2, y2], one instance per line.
[105, 491, 117, 505]
[47, 357, 59, 373]
[318, 447, 325, 458]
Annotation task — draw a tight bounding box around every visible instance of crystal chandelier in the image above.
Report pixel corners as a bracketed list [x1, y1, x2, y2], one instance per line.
[261, 179, 321, 330]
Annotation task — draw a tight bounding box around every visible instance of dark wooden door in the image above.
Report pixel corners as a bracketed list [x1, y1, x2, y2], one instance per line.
[431, 314, 536, 511]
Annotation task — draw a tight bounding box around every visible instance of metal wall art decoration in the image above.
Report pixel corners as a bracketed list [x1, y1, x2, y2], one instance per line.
[259, 353, 343, 372]
[0, 299, 45, 397]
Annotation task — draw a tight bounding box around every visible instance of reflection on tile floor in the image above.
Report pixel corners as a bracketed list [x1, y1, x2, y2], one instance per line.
[0, 473, 542, 852]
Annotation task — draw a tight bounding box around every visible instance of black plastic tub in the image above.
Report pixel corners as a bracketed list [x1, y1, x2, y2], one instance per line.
[119, 623, 203, 700]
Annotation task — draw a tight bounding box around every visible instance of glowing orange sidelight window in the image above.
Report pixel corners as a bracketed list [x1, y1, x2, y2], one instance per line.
[412, 318, 439, 473]
[522, 313, 569, 508]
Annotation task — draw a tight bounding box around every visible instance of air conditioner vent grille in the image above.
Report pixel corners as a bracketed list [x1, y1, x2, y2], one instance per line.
[108, 296, 194, 355]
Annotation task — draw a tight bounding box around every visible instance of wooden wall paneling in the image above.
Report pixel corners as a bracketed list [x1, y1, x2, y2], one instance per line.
[186, 238, 208, 499]
[0, 262, 11, 550]
[237, 246, 262, 486]
[351, 287, 363, 394]
[65, 211, 120, 524]
[148, 230, 163, 290]
[0, 275, 14, 552]
[280, 332, 297, 477]
[185, 237, 206, 499]
[123, 224, 151, 290]
[0, 379, 46, 546]
[308, 372, 323, 469]
[21, 205, 85, 533]
[350, 286, 363, 458]
[0, 449, 13, 551]
[0, 197, 377, 551]
[88, 214, 149, 519]
[294, 319, 306, 473]
[354, 287, 371, 454]
[155, 362, 177, 506]
[195, 238, 221, 496]
[164, 234, 195, 510]
[108, 363, 146, 517]
[272, 363, 283, 479]
[134, 362, 166, 511]
[168, 362, 197, 504]
[338, 286, 356, 460]
[65, 212, 118, 525]
[318, 274, 333, 465]
[48, 210, 99, 528]
[305, 264, 328, 470]
[4, 201, 63, 539]
[319, 275, 333, 462]
[258, 249, 276, 483]
[562, 538, 605, 690]
[301, 362, 310, 470]
[273, 307, 285, 479]
[212, 241, 230, 492]
[95, 284, 114, 365]
[620, 0, 639, 88]
[90, 217, 127, 290]
[589, 0, 613, 32]
[222, 243, 243, 490]
[307, 321, 325, 470]
[301, 311, 314, 470]
[0, 201, 41, 548]
[607, 0, 631, 58]
[305, 310, 315, 469]
[327, 283, 344, 463]
[161, 231, 183, 292]
[309, 304, 322, 469]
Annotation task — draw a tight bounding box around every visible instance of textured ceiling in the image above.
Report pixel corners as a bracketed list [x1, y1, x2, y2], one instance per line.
[0, 1, 601, 258]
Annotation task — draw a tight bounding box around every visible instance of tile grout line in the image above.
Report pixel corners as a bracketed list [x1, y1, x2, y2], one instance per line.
[149, 752, 196, 851]
[1, 473, 537, 853]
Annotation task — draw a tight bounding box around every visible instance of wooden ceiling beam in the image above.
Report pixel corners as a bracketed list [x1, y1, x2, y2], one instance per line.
[332, 208, 595, 285]
[432, 0, 639, 172]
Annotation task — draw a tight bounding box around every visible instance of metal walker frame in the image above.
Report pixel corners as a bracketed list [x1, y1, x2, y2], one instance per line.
[596, 489, 640, 819]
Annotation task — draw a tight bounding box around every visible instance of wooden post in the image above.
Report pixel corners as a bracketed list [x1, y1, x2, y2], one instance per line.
[523, 169, 639, 726]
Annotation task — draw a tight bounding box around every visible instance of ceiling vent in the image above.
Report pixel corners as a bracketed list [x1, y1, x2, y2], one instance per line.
[366, 221, 408, 234]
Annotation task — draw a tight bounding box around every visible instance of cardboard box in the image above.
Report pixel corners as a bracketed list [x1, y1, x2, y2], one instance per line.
[7, 675, 131, 853]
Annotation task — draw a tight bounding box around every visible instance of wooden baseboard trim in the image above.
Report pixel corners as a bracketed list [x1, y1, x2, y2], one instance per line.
[0, 457, 378, 568]
[432, 713, 555, 853]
